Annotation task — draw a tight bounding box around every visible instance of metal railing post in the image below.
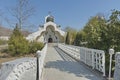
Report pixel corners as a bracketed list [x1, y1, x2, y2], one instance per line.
[36, 50, 41, 80]
[92, 50, 94, 69]
[36, 55, 39, 80]
[109, 49, 114, 80]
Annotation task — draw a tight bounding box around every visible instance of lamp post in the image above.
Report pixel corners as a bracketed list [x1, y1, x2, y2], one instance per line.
[36, 50, 41, 80]
[109, 49, 114, 80]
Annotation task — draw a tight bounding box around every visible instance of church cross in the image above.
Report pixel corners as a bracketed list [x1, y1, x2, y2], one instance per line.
[48, 11, 51, 15]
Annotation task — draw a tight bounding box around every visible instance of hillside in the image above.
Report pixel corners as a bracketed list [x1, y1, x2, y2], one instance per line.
[0, 26, 31, 37]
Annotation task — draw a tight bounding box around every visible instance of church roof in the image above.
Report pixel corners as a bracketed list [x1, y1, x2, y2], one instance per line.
[45, 15, 54, 23]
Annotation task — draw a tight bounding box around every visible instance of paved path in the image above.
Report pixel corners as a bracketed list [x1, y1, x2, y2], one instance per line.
[42, 44, 103, 80]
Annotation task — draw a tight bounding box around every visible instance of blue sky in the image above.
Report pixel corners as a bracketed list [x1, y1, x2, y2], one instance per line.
[0, 0, 120, 31]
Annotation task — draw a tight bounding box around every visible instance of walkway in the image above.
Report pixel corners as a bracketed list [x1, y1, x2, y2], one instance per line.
[42, 44, 103, 80]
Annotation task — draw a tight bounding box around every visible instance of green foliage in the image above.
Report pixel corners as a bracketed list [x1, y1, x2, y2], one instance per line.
[106, 10, 120, 52]
[0, 39, 7, 45]
[8, 24, 29, 56]
[29, 41, 44, 53]
[74, 32, 80, 46]
[83, 16, 107, 49]
[74, 30, 86, 46]
[8, 24, 44, 56]
[73, 10, 120, 76]
[65, 32, 70, 44]
[65, 27, 77, 45]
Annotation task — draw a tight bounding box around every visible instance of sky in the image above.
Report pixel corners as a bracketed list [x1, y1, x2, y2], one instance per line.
[0, 0, 120, 31]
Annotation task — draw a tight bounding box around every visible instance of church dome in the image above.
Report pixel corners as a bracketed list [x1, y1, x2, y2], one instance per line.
[45, 15, 54, 23]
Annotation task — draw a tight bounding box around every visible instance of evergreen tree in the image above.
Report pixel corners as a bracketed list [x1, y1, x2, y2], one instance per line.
[8, 23, 29, 55]
[65, 27, 77, 45]
[65, 32, 70, 44]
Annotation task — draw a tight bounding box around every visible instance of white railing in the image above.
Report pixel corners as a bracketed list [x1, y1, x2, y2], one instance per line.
[0, 43, 48, 80]
[58, 43, 80, 60]
[0, 58, 36, 80]
[114, 52, 120, 80]
[36, 43, 48, 80]
[58, 43, 105, 76]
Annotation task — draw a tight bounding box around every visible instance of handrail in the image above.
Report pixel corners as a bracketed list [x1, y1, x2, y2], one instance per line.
[36, 43, 48, 80]
[58, 43, 105, 76]
[58, 43, 80, 60]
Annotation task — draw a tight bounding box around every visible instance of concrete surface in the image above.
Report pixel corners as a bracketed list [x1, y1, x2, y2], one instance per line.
[42, 44, 103, 80]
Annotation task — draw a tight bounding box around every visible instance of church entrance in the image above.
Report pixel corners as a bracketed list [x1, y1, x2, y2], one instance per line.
[48, 38, 53, 43]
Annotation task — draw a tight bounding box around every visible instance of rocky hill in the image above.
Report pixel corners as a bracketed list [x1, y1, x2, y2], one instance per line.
[0, 26, 31, 37]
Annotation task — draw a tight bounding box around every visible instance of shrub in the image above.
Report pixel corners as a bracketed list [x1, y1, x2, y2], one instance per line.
[29, 41, 44, 53]
[0, 39, 7, 45]
[8, 24, 44, 56]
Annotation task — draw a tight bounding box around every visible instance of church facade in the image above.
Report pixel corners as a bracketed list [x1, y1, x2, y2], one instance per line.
[26, 15, 66, 43]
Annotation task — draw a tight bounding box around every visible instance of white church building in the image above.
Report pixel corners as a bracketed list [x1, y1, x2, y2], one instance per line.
[26, 15, 66, 43]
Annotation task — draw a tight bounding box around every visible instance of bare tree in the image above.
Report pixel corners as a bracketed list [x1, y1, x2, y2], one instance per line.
[10, 0, 35, 29]
[0, 10, 3, 26]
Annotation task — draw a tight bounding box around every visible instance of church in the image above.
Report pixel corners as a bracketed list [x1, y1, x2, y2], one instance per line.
[26, 15, 66, 43]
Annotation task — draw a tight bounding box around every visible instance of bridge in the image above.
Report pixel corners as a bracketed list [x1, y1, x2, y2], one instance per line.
[41, 44, 105, 80]
[0, 43, 107, 80]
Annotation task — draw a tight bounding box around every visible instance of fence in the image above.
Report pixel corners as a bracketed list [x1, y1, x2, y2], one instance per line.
[58, 43, 105, 76]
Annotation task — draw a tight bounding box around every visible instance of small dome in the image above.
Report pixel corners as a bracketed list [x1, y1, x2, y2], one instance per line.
[45, 15, 54, 23]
